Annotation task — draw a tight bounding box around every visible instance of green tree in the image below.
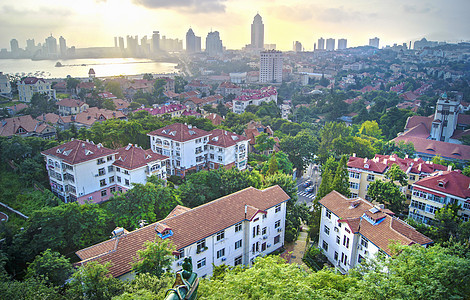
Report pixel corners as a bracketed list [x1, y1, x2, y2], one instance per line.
[280, 130, 318, 176]
[385, 164, 408, 186]
[66, 77, 80, 93]
[331, 155, 350, 196]
[367, 180, 406, 214]
[152, 79, 166, 104]
[260, 151, 293, 175]
[102, 98, 116, 110]
[266, 154, 279, 175]
[27, 93, 58, 117]
[254, 133, 275, 153]
[105, 81, 124, 98]
[132, 238, 175, 277]
[25, 249, 73, 287]
[359, 120, 382, 139]
[116, 273, 173, 300]
[0, 277, 64, 300]
[66, 262, 123, 300]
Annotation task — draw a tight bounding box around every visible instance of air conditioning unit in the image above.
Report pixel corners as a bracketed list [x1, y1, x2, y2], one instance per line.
[94, 174, 99, 177]
[177, 261, 183, 266]
[221, 257, 227, 262]
[262, 236, 268, 240]
[277, 228, 282, 232]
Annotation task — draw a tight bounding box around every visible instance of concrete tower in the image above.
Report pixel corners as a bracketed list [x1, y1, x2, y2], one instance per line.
[251, 13, 264, 49]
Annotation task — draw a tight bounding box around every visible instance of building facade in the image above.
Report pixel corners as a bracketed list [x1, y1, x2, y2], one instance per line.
[18, 77, 56, 103]
[251, 13, 264, 49]
[337, 39, 347, 50]
[205, 31, 223, 56]
[232, 86, 278, 114]
[57, 98, 89, 116]
[186, 28, 201, 53]
[259, 50, 283, 84]
[326, 38, 335, 51]
[318, 191, 432, 274]
[75, 186, 290, 279]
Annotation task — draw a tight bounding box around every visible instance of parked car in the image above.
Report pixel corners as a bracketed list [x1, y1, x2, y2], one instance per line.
[303, 180, 312, 188]
[305, 186, 314, 193]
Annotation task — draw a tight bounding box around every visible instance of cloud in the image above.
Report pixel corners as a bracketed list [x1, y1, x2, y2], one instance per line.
[132, 0, 227, 13]
[402, 4, 432, 14]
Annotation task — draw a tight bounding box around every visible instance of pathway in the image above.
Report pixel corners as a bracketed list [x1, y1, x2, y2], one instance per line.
[290, 224, 309, 266]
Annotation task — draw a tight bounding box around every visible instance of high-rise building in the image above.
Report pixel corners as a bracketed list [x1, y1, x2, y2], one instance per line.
[59, 36, 67, 57]
[369, 37, 380, 48]
[317, 37, 325, 50]
[337, 38, 347, 50]
[114, 37, 118, 48]
[152, 31, 160, 53]
[45, 35, 58, 56]
[251, 13, 264, 49]
[293, 41, 302, 52]
[326, 38, 335, 51]
[127, 35, 138, 55]
[205, 31, 223, 56]
[259, 50, 283, 84]
[10, 39, 19, 54]
[118, 37, 125, 50]
[186, 28, 201, 53]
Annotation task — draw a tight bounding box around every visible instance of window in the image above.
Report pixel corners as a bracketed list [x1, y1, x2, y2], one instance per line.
[101, 190, 107, 197]
[235, 222, 242, 232]
[216, 230, 225, 241]
[252, 242, 260, 253]
[325, 209, 331, 219]
[324, 225, 330, 235]
[100, 179, 106, 187]
[336, 235, 340, 244]
[275, 204, 281, 213]
[175, 249, 184, 259]
[349, 182, 359, 189]
[98, 168, 105, 176]
[109, 176, 115, 183]
[210, 154, 215, 159]
[322, 241, 328, 251]
[345, 228, 350, 234]
[216, 248, 225, 259]
[234, 255, 242, 266]
[252, 225, 260, 238]
[274, 235, 280, 244]
[218, 156, 223, 162]
[262, 227, 267, 235]
[360, 237, 368, 248]
[110, 187, 116, 193]
[275, 220, 281, 228]
[197, 258, 206, 269]
[117, 176, 121, 183]
[349, 172, 360, 179]
[343, 236, 350, 248]
[97, 158, 105, 165]
[409, 175, 416, 181]
[108, 165, 114, 172]
[341, 252, 348, 265]
[367, 174, 375, 181]
[334, 251, 339, 261]
[197, 240, 206, 253]
[235, 239, 242, 249]
[107, 155, 113, 161]
[125, 179, 130, 186]
[261, 242, 267, 251]
[123, 170, 129, 175]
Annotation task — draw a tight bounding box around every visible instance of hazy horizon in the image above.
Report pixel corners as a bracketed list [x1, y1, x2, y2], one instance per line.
[1, 0, 469, 51]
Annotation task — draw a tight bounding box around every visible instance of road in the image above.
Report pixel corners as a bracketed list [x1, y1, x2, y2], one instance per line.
[296, 163, 321, 209]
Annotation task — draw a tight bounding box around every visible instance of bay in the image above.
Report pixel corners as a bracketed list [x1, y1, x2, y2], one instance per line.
[0, 58, 178, 79]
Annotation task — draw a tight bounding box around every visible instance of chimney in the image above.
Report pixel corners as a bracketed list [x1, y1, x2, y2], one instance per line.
[352, 153, 356, 157]
[447, 165, 452, 171]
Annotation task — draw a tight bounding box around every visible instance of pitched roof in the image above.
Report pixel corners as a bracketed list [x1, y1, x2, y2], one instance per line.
[414, 170, 470, 199]
[36, 113, 62, 124]
[204, 113, 224, 126]
[21, 77, 45, 84]
[41, 139, 117, 165]
[208, 129, 247, 148]
[404, 115, 433, 132]
[392, 135, 470, 161]
[57, 98, 86, 108]
[319, 191, 432, 256]
[347, 156, 388, 174]
[147, 123, 210, 142]
[73, 107, 125, 126]
[0, 115, 53, 137]
[76, 186, 290, 277]
[113, 145, 168, 170]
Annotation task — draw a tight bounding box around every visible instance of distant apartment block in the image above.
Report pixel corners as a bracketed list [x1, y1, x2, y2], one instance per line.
[148, 123, 249, 177]
[369, 37, 380, 48]
[41, 140, 169, 203]
[259, 50, 283, 84]
[0, 72, 12, 97]
[337, 39, 347, 50]
[18, 77, 56, 103]
[57, 98, 89, 116]
[232, 86, 278, 114]
[408, 170, 470, 224]
[326, 38, 335, 51]
[318, 191, 432, 274]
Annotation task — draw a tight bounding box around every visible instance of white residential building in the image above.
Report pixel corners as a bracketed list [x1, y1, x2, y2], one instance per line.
[75, 185, 290, 279]
[148, 123, 248, 177]
[41, 140, 168, 204]
[0, 72, 12, 97]
[408, 170, 470, 224]
[18, 77, 56, 103]
[318, 191, 432, 274]
[232, 86, 278, 114]
[259, 50, 283, 84]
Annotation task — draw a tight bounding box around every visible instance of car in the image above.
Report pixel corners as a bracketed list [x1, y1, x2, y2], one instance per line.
[305, 186, 314, 193]
[303, 180, 312, 188]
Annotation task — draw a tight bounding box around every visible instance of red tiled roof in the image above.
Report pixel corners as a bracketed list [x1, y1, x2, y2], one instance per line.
[204, 113, 224, 126]
[392, 135, 470, 161]
[148, 123, 211, 142]
[73, 107, 125, 126]
[36, 113, 62, 124]
[405, 115, 433, 132]
[0, 115, 53, 137]
[319, 191, 432, 256]
[414, 171, 470, 199]
[347, 156, 388, 174]
[41, 139, 117, 165]
[76, 186, 290, 277]
[57, 98, 86, 108]
[78, 82, 94, 89]
[113, 145, 168, 170]
[21, 77, 45, 84]
[208, 129, 247, 148]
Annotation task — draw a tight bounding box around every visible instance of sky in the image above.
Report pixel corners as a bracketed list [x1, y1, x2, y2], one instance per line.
[0, 0, 469, 51]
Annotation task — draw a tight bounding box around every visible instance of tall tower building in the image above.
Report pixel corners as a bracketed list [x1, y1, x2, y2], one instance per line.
[326, 38, 335, 51]
[259, 50, 283, 84]
[10, 39, 19, 54]
[337, 38, 347, 50]
[251, 13, 264, 49]
[59, 36, 67, 57]
[152, 31, 160, 53]
[45, 35, 58, 56]
[293, 41, 302, 52]
[118, 37, 125, 50]
[317, 37, 325, 50]
[205, 31, 223, 56]
[369, 37, 380, 48]
[186, 28, 201, 53]
[430, 94, 462, 142]
[114, 37, 118, 48]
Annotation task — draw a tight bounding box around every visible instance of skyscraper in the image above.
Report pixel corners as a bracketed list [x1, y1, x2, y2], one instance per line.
[152, 31, 160, 53]
[186, 28, 201, 53]
[118, 37, 125, 50]
[45, 35, 58, 56]
[317, 37, 325, 50]
[369, 37, 380, 48]
[59, 36, 67, 57]
[10, 39, 19, 54]
[337, 38, 347, 50]
[114, 37, 118, 48]
[251, 13, 264, 49]
[326, 38, 335, 51]
[259, 50, 283, 84]
[293, 41, 302, 52]
[205, 31, 223, 56]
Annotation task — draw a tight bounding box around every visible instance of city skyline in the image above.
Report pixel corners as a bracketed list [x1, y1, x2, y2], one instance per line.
[0, 0, 469, 51]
